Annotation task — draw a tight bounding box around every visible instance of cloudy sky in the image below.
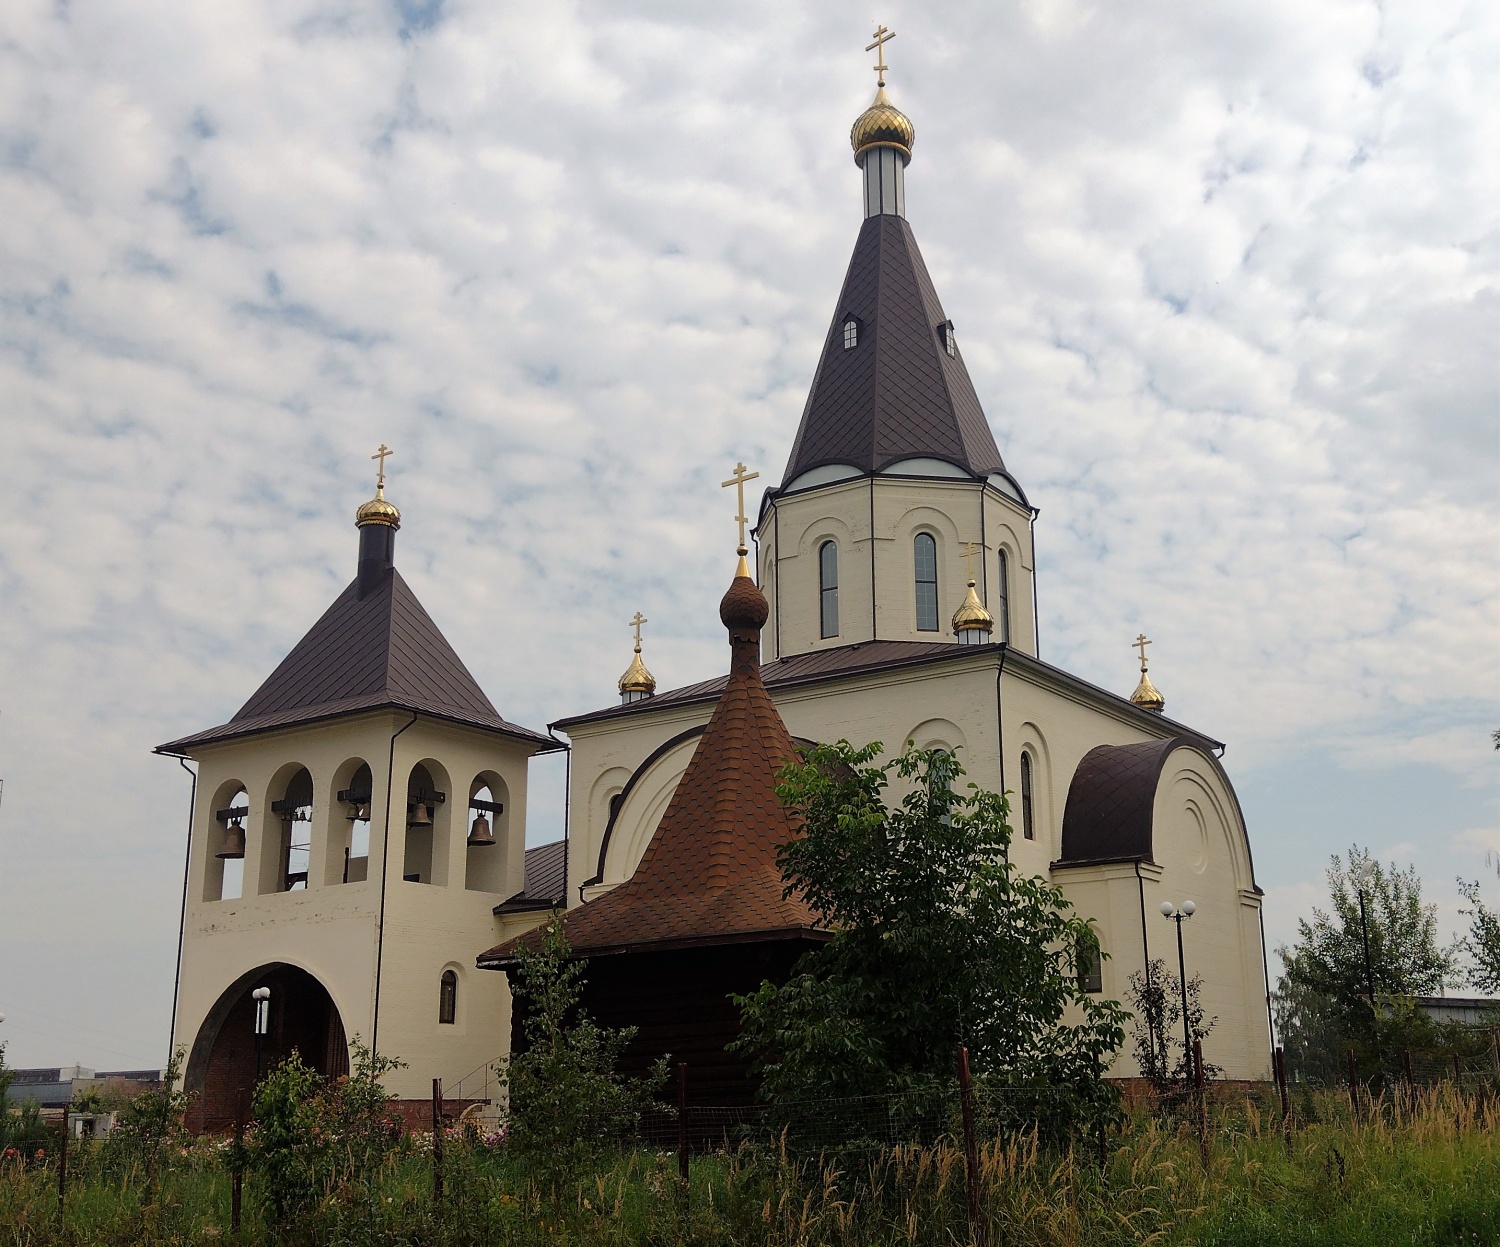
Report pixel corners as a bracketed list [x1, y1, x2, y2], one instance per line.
[0, 0, 1495, 1070]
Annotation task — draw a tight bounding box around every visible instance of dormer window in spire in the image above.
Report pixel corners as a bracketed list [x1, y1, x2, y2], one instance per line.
[842, 316, 861, 350]
[939, 321, 957, 359]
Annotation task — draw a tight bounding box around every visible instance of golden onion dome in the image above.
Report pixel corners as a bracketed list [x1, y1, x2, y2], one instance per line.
[851, 86, 915, 164]
[952, 579, 994, 635]
[355, 483, 401, 529]
[618, 647, 657, 698]
[1130, 669, 1165, 714]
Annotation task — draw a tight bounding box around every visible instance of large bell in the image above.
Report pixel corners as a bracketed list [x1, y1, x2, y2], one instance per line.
[217, 821, 247, 860]
[467, 813, 495, 848]
[347, 802, 370, 822]
[408, 801, 433, 827]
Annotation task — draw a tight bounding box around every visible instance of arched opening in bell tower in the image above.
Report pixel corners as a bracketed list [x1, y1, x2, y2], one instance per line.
[185, 963, 349, 1133]
[261, 765, 313, 893]
[204, 780, 249, 902]
[402, 761, 451, 885]
[464, 772, 509, 892]
[328, 759, 373, 885]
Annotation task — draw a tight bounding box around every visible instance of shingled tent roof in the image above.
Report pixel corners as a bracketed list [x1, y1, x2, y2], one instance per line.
[157, 567, 555, 754]
[781, 214, 1008, 485]
[480, 568, 825, 966]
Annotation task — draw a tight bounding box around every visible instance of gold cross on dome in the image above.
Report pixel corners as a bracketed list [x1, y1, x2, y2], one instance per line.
[629, 611, 647, 651]
[371, 443, 394, 489]
[1133, 633, 1152, 669]
[961, 541, 983, 582]
[720, 461, 760, 553]
[865, 24, 896, 87]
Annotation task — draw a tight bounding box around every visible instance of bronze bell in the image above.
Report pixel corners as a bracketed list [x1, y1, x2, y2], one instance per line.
[347, 802, 370, 822]
[217, 820, 247, 860]
[467, 813, 495, 848]
[408, 801, 433, 827]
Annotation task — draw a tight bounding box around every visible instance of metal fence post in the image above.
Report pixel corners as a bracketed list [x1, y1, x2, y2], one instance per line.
[677, 1062, 689, 1187]
[57, 1106, 68, 1219]
[957, 1046, 987, 1247]
[431, 1078, 443, 1209]
[1192, 1039, 1207, 1152]
[231, 1092, 244, 1236]
[1274, 1046, 1291, 1150]
[1346, 1049, 1360, 1125]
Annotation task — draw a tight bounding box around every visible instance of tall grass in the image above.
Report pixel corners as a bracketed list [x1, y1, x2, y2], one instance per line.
[1, 1086, 1495, 1246]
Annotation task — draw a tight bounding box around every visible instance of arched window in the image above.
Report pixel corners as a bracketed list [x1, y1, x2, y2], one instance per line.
[1020, 751, 1035, 841]
[819, 541, 839, 638]
[914, 533, 939, 631]
[843, 317, 859, 349]
[438, 970, 457, 1024]
[996, 549, 1011, 644]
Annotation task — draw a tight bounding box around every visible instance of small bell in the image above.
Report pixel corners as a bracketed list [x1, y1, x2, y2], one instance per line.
[347, 802, 370, 822]
[467, 813, 495, 848]
[217, 820, 247, 860]
[408, 801, 433, 827]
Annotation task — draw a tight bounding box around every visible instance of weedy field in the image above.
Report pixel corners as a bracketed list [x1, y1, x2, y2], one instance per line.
[1, 1086, 1495, 1246]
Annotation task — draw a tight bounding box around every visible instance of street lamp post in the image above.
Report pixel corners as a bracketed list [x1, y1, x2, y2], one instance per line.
[1160, 900, 1197, 1073]
[252, 987, 271, 1085]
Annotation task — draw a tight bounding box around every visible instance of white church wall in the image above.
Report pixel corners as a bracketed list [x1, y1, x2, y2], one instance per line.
[761, 475, 1036, 658]
[175, 711, 540, 1104]
[1149, 753, 1271, 1080]
[555, 646, 1270, 1081]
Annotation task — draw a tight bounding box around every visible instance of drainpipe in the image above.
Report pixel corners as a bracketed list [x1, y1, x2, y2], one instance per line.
[168, 757, 197, 1067]
[371, 711, 419, 1056]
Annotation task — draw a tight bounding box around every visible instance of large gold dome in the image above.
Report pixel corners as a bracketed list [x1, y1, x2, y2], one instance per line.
[851, 86, 915, 164]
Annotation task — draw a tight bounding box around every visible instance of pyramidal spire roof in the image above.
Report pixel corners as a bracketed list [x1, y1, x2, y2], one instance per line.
[158, 501, 554, 755]
[781, 78, 1011, 487]
[783, 217, 1007, 486]
[480, 567, 824, 965]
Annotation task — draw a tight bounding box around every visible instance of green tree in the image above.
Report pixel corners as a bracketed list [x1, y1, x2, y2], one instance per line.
[733, 743, 1125, 1130]
[503, 913, 666, 1195]
[1125, 958, 1221, 1096]
[1276, 846, 1453, 1078]
[1456, 862, 1500, 994]
[247, 1039, 404, 1225]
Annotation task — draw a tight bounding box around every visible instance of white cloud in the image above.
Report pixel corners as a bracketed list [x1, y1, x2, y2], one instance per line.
[0, 0, 1495, 1065]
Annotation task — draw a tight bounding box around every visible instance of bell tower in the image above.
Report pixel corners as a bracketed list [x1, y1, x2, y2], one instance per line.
[756, 33, 1037, 659]
[158, 450, 562, 1128]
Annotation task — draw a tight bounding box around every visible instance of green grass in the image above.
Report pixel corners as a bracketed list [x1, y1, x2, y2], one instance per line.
[1, 1086, 1495, 1246]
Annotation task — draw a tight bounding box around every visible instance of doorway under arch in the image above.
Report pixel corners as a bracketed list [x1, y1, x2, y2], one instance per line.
[185, 963, 349, 1132]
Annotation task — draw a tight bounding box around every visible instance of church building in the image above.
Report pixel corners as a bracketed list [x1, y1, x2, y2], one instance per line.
[157, 48, 1272, 1124]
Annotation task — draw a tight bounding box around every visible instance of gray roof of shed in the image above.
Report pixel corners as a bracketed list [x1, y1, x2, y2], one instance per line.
[157, 568, 555, 754]
[781, 214, 1008, 484]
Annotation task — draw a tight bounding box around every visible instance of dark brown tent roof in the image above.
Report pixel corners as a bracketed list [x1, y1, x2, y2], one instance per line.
[781, 214, 1008, 485]
[480, 569, 824, 967]
[157, 567, 555, 754]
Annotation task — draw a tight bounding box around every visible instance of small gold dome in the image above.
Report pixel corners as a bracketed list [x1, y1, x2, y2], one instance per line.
[952, 579, 994, 636]
[618, 648, 656, 698]
[851, 86, 915, 164]
[1130, 670, 1165, 714]
[355, 484, 401, 529]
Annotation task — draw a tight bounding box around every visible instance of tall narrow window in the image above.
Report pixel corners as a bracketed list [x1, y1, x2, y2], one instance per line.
[996, 549, 1011, 644]
[1078, 947, 1103, 994]
[439, 970, 457, 1024]
[843, 317, 859, 349]
[914, 533, 939, 631]
[1020, 751, 1035, 841]
[819, 541, 839, 638]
